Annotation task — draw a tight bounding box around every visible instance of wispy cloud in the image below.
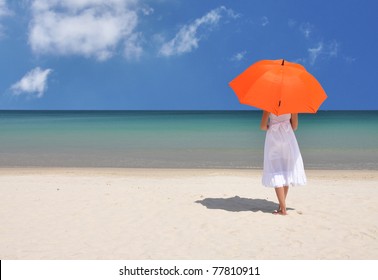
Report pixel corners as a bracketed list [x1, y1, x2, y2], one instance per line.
[289, 20, 314, 39]
[308, 41, 339, 65]
[28, 0, 147, 61]
[0, 0, 11, 38]
[308, 42, 323, 65]
[159, 6, 237, 57]
[288, 19, 296, 28]
[231, 50, 247, 62]
[0, 0, 9, 17]
[299, 22, 314, 39]
[327, 40, 339, 57]
[124, 32, 143, 60]
[260, 16, 269, 27]
[289, 18, 342, 66]
[11, 67, 52, 98]
[343, 56, 356, 64]
[140, 4, 154, 16]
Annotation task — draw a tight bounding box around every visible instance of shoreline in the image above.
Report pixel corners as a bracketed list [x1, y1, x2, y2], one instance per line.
[1, 167, 378, 179]
[1, 166, 378, 172]
[1, 168, 377, 259]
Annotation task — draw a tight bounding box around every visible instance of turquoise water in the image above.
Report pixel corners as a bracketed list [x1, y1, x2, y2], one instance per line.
[0, 110, 377, 169]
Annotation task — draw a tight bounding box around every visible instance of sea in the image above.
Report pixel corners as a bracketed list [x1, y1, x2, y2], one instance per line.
[0, 110, 377, 170]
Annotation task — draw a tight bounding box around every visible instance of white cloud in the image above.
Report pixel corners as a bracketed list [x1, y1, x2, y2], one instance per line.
[344, 56, 356, 64]
[308, 41, 339, 65]
[327, 40, 339, 57]
[0, 0, 11, 37]
[289, 20, 313, 39]
[28, 0, 144, 61]
[308, 42, 323, 65]
[140, 5, 154, 16]
[0, 0, 10, 17]
[299, 22, 314, 38]
[159, 6, 237, 57]
[288, 19, 296, 28]
[11, 67, 52, 98]
[289, 19, 341, 66]
[124, 32, 143, 60]
[261, 16, 269, 27]
[231, 51, 247, 62]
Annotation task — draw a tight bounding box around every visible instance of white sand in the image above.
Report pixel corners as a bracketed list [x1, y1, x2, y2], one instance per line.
[0, 168, 377, 260]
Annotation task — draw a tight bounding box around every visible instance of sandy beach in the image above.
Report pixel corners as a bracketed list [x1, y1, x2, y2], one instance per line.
[0, 168, 377, 260]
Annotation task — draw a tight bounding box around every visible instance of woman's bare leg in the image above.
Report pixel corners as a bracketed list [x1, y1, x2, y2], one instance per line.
[274, 187, 287, 215]
[284, 186, 289, 199]
[277, 186, 289, 211]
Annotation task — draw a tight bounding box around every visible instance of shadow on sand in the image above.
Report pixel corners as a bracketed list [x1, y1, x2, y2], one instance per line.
[195, 196, 294, 214]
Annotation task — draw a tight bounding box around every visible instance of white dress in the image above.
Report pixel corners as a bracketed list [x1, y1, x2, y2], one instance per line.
[262, 113, 307, 187]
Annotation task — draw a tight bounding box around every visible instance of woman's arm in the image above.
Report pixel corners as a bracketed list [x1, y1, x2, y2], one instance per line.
[291, 113, 298, 131]
[260, 110, 270, 130]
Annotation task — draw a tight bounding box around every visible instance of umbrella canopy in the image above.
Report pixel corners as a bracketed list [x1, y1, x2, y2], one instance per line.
[229, 59, 327, 115]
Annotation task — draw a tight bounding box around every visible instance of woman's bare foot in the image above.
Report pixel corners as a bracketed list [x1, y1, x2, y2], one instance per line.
[272, 209, 288, 215]
[279, 210, 288, 215]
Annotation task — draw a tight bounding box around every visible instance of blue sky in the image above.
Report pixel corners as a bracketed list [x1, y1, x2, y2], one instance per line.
[0, 0, 377, 110]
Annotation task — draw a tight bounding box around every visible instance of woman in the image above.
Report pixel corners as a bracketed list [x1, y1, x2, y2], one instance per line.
[260, 111, 307, 215]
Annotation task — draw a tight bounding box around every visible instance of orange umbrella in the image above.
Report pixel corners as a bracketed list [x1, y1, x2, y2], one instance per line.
[229, 59, 327, 115]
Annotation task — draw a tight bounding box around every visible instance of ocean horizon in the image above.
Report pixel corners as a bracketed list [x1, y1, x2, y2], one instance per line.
[0, 110, 377, 170]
